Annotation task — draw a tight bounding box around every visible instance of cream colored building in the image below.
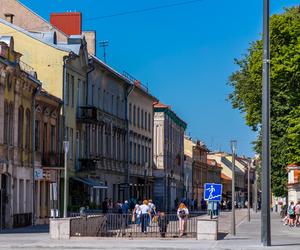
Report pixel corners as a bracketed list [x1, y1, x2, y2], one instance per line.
[208, 152, 245, 202]
[153, 102, 186, 211]
[127, 80, 158, 200]
[184, 136, 193, 201]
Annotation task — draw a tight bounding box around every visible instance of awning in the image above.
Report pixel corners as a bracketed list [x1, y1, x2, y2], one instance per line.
[71, 176, 108, 189]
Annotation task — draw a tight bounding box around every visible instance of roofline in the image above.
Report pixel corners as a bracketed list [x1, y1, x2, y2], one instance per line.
[90, 55, 158, 101]
[0, 18, 71, 53]
[15, 1, 70, 38]
[154, 105, 187, 128]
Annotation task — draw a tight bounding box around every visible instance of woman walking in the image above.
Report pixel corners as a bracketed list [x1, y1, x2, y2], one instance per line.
[288, 201, 296, 227]
[177, 203, 189, 237]
[140, 200, 150, 234]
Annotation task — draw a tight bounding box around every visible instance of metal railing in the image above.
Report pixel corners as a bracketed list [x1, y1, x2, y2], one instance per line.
[70, 212, 204, 238]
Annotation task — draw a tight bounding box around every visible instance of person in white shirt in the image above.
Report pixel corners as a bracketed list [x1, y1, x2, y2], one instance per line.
[177, 203, 189, 237]
[139, 200, 150, 233]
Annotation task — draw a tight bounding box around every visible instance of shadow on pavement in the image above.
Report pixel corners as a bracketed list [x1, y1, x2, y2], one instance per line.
[0, 224, 49, 234]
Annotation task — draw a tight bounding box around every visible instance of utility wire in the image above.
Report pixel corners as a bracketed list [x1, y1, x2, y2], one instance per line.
[84, 0, 204, 21]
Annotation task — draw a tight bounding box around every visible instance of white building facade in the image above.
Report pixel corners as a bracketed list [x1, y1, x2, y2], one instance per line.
[153, 102, 186, 211]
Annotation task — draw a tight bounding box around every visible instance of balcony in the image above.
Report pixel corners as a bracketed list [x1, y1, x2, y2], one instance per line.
[77, 106, 126, 129]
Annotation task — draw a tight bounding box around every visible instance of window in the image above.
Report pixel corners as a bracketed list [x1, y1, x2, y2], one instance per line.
[71, 75, 74, 107]
[3, 101, 8, 144]
[77, 79, 81, 107]
[137, 107, 140, 127]
[133, 143, 136, 163]
[69, 128, 73, 159]
[50, 125, 55, 153]
[141, 110, 144, 129]
[66, 73, 69, 105]
[9, 103, 13, 146]
[18, 106, 24, 148]
[42, 123, 47, 158]
[145, 147, 148, 163]
[25, 109, 31, 149]
[133, 105, 136, 126]
[111, 95, 114, 114]
[129, 103, 132, 124]
[116, 97, 119, 117]
[141, 146, 144, 164]
[129, 142, 132, 162]
[145, 112, 147, 130]
[148, 113, 151, 132]
[7, 74, 12, 91]
[35, 120, 40, 151]
[138, 145, 140, 164]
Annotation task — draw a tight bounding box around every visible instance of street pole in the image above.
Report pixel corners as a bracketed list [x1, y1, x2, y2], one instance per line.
[248, 161, 251, 222]
[231, 140, 237, 236]
[261, 0, 271, 246]
[63, 141, 69, 218]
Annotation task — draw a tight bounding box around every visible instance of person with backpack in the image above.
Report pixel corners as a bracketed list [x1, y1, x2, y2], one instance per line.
[177, 203, 189, 237]
[294, 201, 300, 226]
[288, 201, 296, 227]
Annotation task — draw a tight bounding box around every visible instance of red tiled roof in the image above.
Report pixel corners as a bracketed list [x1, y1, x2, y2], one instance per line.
[153, 101, 170, 108]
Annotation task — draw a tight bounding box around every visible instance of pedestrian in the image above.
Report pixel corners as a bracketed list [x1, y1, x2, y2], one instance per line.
[140, 200, 150, 234]
[148, 199, 156, 225]
[132, 202, 141, 225]
[108, 198, 113, 210]
[295, 201, 300, 226]
[288, 201, 296, 227]
[102, 197, 108, 214]
[177, 202, 189, 237]
[158, 211, 169, 237]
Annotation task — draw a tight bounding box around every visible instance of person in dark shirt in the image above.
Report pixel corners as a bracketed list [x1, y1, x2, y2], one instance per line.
[102, 197, 108, 214]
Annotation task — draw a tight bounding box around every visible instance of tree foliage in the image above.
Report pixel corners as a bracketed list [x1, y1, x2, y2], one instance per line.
[228, 7, 300, 197]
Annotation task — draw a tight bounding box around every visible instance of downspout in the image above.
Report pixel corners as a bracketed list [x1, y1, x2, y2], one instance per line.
[62, 53, 74, 218]
[125, 83, 135, 199]
[85, 60, 95, 160]
[32, 83, 41, 226]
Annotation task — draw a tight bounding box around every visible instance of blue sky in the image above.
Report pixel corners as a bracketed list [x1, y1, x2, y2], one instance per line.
[20, 0, 300, 156]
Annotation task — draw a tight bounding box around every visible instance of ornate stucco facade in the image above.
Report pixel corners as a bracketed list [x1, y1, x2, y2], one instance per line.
[153, 102, 186, 211]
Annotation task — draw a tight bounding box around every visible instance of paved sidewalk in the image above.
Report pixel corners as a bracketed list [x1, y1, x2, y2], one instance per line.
[0, 210, 299, 249]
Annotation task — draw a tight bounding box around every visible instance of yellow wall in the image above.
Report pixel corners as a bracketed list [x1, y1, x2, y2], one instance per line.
[0, 22, 67, 99]
[0, 22, 84, 171]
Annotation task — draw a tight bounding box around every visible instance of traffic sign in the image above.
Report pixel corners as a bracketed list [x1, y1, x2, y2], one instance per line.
[204, 183, 222, 201]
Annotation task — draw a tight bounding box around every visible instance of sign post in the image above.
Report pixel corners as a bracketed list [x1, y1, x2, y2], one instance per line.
[204, 183, 222, 219]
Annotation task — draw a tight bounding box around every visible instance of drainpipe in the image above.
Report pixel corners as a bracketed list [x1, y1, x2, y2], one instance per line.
[31, 84, 41, 226]
[125, 84, 135, 200]
[85, 60, 95, 161]
[62, 53, 75, 218]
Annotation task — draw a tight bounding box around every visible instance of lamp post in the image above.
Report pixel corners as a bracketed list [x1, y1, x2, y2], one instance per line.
[247, 160, 251, 222]
[144, 162, 148, 200]
[63, 140, 69, 218]
[230, 140, 237, 236]
[261, 0, 271, 246]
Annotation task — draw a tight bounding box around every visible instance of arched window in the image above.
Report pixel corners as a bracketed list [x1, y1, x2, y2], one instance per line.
[18, 106, 24, 148]
[3, 101, 8, 144]
[8, 102, 14, 146]
[25, 109, 31, 149]
[6, 74, 12, 91]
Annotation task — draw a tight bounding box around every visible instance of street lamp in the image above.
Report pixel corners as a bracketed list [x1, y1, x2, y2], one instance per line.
[230, 140, 237, 236]
[247, 160, 251, 222]
[144, 162, 148, 200]
[261, 0, 271, 246]
[63, 140, 69, 218]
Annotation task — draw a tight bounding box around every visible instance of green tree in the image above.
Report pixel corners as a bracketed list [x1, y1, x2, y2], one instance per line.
[228, 6, 300, 197]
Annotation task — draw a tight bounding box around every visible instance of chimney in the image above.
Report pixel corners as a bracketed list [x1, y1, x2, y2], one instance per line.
[50, 12, 82, 36]
[82, 31, 96, 56]
[4, 13, 14, 24]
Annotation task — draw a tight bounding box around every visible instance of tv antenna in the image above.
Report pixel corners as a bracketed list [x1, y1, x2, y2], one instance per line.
[99, 40, 109, 63]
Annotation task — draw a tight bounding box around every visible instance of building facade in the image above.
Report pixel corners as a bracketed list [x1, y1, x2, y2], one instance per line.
[128, 79, 157, 201]
[0, 36, 43, 228]
[153, 102, 186, 211]
[183, 136, 193, 201]
[35, 90, 62, 224]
